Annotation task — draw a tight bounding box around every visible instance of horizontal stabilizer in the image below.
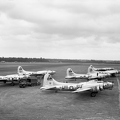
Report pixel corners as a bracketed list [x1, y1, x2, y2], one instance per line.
[40, 86, 57, 90]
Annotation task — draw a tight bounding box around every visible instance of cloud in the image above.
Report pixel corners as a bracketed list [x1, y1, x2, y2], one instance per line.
[0, 0, 120, 60]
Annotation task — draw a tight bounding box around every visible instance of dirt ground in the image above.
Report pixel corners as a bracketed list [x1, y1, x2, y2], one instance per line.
[0, 62, 120, 120]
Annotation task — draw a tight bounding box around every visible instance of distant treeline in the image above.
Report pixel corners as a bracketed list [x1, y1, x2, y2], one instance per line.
[0, 57, 120, 64]
[0, 57, 48, 62]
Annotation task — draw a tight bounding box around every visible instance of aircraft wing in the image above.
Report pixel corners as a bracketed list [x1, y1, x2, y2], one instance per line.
[65, 76, 77, 79]
[72, 87, 91, 93]
[27, 71, 55, 77]
[28, 73, 44, 77]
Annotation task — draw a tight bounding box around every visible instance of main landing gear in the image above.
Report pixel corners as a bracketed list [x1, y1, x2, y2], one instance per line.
[90, 92, 98, 97]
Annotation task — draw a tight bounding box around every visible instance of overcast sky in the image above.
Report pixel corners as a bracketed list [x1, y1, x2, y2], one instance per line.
[0, 0, 120, 60]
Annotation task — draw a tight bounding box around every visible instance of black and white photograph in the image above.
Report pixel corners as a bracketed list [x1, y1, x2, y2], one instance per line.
[0, 0, 120, 120]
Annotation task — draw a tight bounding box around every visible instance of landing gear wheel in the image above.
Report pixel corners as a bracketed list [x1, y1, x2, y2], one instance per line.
[91, 92, 97, 97]
[19, 84, 22, 88]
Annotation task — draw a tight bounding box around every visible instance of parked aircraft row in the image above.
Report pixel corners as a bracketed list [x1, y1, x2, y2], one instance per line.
[0, 65, 119, 97]
[65, 65, 119, 81]
[0, 65, 119, 84]
[40, 65, 119, 97]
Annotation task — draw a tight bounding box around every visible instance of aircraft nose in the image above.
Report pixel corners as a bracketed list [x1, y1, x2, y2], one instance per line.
[108, 82, 114, 89]
[111, 82, 114, 88]
[103, 82, 114, 89]
[118, 70, 120, 74]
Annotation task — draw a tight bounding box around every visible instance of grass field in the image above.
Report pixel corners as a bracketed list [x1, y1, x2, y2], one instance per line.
[0, 62, 120, 120]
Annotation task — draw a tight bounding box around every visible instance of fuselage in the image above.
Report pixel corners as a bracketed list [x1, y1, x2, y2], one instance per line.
[66, 73, 89, 79]
[95, 69, 118, 77]
[0, 74, 24, 82]
[22, 70, 55, 76]
[41, 79, 113, 92]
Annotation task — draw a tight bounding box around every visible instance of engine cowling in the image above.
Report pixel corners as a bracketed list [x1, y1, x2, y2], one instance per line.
[92, 86, 99, 92]
[99, 85, 103, 91]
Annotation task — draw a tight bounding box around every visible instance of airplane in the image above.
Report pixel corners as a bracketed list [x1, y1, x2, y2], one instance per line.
[65, 68, 108, 81]
[89, 65, 119, 77]
[90, 65, 115, 71]
[17, 66, 56, 77]
[40, 73, 114, 97]
[65, 68, 89, 80]
[87, 66, 110, 80]
[0, 74, 26, 85]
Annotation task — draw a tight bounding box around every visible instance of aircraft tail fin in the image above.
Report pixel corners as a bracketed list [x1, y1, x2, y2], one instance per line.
[17, 66, 26, 75]
[66, 68, 75, 76]
[42, 73, 58, 87]
[88, 65, 95, 73]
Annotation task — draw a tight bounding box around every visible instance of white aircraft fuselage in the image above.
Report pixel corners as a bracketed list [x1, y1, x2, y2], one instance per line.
[18, 66, 56, 76]
[41, 74, 114, 97]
